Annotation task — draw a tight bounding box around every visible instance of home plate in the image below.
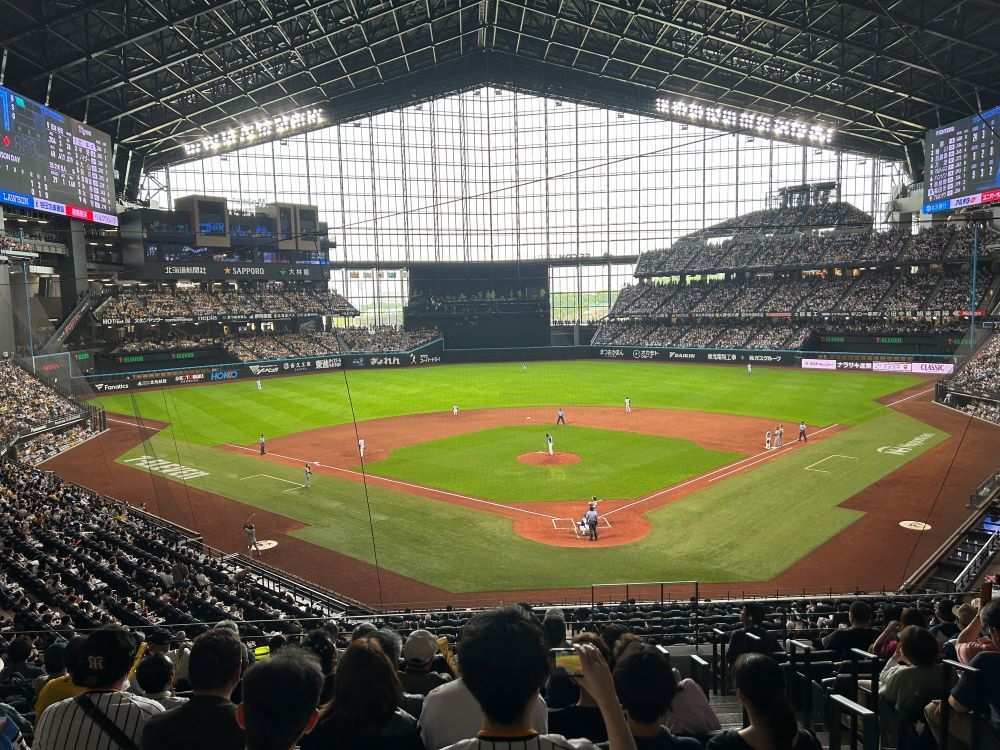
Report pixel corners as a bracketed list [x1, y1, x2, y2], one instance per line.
[257, 540, 279, 550]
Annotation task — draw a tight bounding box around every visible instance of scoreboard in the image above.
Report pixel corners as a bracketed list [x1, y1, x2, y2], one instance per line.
[924, 105, 1000, 214]
[0, 86, 117, 226]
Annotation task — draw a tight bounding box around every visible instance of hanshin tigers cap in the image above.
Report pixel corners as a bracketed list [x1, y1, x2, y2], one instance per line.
[78, 626, 138, 688]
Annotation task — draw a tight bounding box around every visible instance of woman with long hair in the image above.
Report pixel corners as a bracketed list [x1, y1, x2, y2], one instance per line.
[707, 654, 819, 750]
[300, 636, 423, 750]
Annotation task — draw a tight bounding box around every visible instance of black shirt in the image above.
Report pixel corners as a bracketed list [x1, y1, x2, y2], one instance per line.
[708, 728, 822, 750]
[547, 704, 608, 744]
[726, 628, 780, 665]
[821, 627, 878, 659]
[952, 651, 1000, 734]
[140, 693, 244, 750]
[599, 728, 704, 750]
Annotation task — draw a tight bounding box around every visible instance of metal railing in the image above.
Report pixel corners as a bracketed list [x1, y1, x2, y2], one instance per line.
[954, 528, 1000, 591]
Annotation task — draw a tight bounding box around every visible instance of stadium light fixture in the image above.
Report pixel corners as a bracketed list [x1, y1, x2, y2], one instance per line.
[183, 108, 324, 157]
[654, 98, 835, 145]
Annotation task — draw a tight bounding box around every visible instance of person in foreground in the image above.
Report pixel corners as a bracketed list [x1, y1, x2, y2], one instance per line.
[600, 643, 703, 750]
[237, 648, 323, 750]
[707, 654, 820, 750]
[441, 605, 636, 750]
[300, 636, 423, 750]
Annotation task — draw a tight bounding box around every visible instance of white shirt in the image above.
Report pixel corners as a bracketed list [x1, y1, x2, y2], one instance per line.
[34, 690, 164, 750]
[420, 678, 548, 750]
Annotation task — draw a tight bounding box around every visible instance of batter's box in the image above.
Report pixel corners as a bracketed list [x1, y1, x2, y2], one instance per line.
[552, 517, 613, 537]
[804, 454, 858, 474]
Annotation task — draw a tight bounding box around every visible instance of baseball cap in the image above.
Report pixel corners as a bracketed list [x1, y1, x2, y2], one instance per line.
[146, 628, 172, 647]
[953, 603, 978, 626]
[402, 629, 438, 664]
[43, 641, 68, 674]
[78, 627, 138, 688]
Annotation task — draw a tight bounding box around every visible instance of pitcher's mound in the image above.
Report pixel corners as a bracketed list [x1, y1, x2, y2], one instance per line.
[517, 452, 581, 466]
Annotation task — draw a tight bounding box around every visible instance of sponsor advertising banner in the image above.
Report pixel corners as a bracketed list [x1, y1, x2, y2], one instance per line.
[594, 346, 788, 364]
[802, 358, 837, 370]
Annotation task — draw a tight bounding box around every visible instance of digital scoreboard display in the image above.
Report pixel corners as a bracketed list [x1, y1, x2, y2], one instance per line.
[924, 105, 1000, 214]
[0, 85, 117, 226]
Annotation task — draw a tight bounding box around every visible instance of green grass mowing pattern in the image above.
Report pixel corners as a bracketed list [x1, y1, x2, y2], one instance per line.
[360, 425, 741, 502]
[116, 408, 944, 591]
[91, 360, 921, 449]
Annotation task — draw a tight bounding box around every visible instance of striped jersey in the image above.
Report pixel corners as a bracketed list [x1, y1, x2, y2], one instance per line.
[33, 690, 164, 750]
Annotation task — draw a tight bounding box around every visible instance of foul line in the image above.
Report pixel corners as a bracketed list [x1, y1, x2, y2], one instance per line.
[804, 454, 858, 474]
[607, 423, 839, 515]
[240, 473, 301, 486]
[885, 388, 933, 408]
[226, 444, 559, 520]
[107, 416, 161, 431]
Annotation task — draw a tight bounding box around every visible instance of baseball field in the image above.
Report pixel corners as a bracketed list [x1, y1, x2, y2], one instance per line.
[53, 358, 994, 607]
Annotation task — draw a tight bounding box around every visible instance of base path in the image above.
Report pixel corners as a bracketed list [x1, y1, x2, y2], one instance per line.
[229, 406, 832, 549]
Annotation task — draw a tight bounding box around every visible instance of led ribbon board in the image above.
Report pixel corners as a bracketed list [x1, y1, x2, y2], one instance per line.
[183, 108, 325, 158]
[654, 98, 835, 145]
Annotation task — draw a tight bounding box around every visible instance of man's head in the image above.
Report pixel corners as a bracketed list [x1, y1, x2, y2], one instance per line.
[897, 626, 939, 669]
[980, 601, 1000, 647]
[402, 629, 438, 670]
[43, 641, 68, 676]
[613, 643, 677, 725]
[135, 653, 175, 694]
[458, 606, 549, 727]
[237, 648, 323, 750]
[848, 600, 872, 627]
[146, 628, 172, 654]
[77, 626, 137, 689]
[741, 603, 765, 628]
[302, 630, 337, 676]
[7, 636, 33, 664]
[188, 627, 245, 694]
[370, 628, 403, 666]
[541, 608, 567, 649]
[935, 599, 957, 624]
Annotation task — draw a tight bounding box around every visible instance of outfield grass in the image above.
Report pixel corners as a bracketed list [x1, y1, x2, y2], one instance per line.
[91, 361, 920, 450]
[113, 406, 944, 591]
[360, 425, 742, 502]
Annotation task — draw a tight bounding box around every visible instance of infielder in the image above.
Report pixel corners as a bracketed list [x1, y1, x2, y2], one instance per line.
[259, 434, 266, 455]
[256, 379, 262, 391]
[243, 519, 261, 557]
[358, 436, 366, 459]
[452, 404, 459, 417]
[624, 397, 632, 413]
[776, 425, 784, 447]
[304, 463, 312, 488]
[798, 421, 808, 442]
[765, 429, 772, 451]
[556, 408, 566, 426]
[545, 432, 554, 456]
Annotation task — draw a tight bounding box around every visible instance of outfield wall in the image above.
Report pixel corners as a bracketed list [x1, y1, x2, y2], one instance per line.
[65, 339, 959, 396]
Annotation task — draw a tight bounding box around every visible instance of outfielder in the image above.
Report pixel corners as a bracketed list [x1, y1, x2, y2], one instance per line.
[256, 379, 262, 391]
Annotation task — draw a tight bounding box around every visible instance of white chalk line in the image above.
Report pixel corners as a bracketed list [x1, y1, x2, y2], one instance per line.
[225, 444, 559, 520]
[605, 423, 840, 512]
[107, 416, 161, 430]
[240, 473, 300, 486]
[803, 454, 858, 474]
[885, 388, 934, 408]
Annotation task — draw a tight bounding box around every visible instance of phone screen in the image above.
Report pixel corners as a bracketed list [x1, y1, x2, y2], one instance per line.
[552, 649, 581, 675]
